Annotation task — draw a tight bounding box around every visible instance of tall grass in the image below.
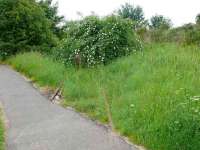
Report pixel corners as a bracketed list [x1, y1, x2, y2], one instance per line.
[8, 52, 66, 88]
[8, 43, 200, 150]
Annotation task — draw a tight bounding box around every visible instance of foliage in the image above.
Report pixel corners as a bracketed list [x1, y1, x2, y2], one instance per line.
[148, 29, 165, 42]
[0, 0, 57, 60]
[181, 24, 200, 45]
[147, 15, 172, 42]
[150, 15, 172, 30]
[117, 3, 147, 29]
[160, 23, 200, 46]
[136, 27, 149, 41]
[38, 0, 65, 39]
[8, 43, 200, 150]
[196, 14, 200, 25]
[54, 15, 142, 67]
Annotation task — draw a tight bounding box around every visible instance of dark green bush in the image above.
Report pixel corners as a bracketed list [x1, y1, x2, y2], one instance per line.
[0, 0, 57, 60]
[53, 15, 142, 67]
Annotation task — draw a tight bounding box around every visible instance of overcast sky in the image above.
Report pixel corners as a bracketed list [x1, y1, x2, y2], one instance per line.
[53, 0, 200, 27]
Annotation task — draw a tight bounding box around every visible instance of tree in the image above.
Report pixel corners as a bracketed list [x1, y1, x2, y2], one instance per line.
[0, 0, 56, 58]
[38, 0, 65, 38]
[196, 14, 200, 25]
[150, 15, 172, 30]
[117, 3, 146, 29]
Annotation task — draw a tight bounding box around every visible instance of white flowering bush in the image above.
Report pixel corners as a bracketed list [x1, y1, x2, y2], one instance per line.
[54, 15, 142, 67]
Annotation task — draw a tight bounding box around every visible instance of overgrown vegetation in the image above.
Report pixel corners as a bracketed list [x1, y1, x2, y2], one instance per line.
[144, 14, 200, 44]
[54, 15, 142, 67]
[38, 0, 65, 39]
[8, 43, 200, 150]
[1, 0, 200, 150]
[0, 0, 61, 60]
[166, 23, 200, 45]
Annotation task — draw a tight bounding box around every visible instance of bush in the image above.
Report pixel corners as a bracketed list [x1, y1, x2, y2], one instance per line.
[147, 23, 200, 46]
[183, 24, 200, 45]
[53, 15, 142, 67]
[149, 29, 167, 42]
[0, 0, 57, 59]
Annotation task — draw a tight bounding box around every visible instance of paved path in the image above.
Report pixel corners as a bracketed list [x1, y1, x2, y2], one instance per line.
[0, 66, 138, 150]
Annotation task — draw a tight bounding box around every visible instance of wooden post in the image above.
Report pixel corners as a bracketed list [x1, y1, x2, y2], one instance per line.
[74, 54, 81, 70]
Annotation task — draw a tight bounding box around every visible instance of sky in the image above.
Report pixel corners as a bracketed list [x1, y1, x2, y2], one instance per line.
[53, 0, 200, 27]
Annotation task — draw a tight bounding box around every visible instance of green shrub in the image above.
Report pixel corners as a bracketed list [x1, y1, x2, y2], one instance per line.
[149, 29, 167, 42]
[53, 15, 142, 67]
[0, 0, 57, 59]
[183, 24, 200, 45]
[154, 23, 200, 46]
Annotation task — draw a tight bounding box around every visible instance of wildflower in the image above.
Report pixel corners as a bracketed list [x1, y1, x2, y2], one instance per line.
[174, 121, 179, 124]
[190, 96, 200, 101]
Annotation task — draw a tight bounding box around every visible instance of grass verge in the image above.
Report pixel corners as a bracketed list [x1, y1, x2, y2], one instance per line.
[0, 108, 5, 150]
[8, 43, 200, 150]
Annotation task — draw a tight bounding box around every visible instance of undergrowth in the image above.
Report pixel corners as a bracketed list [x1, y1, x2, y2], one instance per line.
[8, 43, 200, 150]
